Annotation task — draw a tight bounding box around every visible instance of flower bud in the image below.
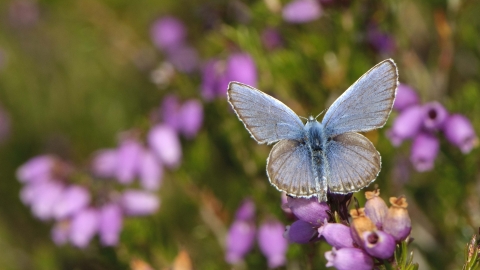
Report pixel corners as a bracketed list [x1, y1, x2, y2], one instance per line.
[284, 220, 317, 244]
[150, 16, 186, 51]
[286, 196, 329, 226]
[69, 208, 99, 248]
[99, 203, 123, 246]
[116, 139, 142, 184]
[393, 84, 419, 111]
[364, 189, 388, 230]
[282, 0, 322, 24]
[16, 155, 55, 183]
[383, 197, 411, 241]
[234, 199, 255, 221]
[410, 133, 439, 172]
[362, 230, 396, 259]
[422, 102, 448, 131]
[258, 219, 288, 268]
[226, 53, 257, 88]
[387, 105, 423, 146]
[280, 193, 294, 217]
[225, 220, 256, 264]
[325, 247, 374, 270]
[443, 114, 478, 154]
[121, 190, 160, 216]
[318, 222, 354, 249]
[350, 208, 375, 247]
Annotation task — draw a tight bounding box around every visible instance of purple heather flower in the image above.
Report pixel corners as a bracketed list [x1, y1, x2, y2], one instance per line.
[148, 124, 182, 168]
[387, 105, 424, 146]
[91, 149, 118, 178]
[350, 208, 376, 247]
[225, 220, 256, 264]
[261, 28, 283, 50]
[383, 197, 411, 241]
[325, 247, 374, 270]
[51, 221, 70, 246]
[280, 193, 293, 216]
[8, 0, 40, 28]
[179, 100, 203, 139]
[443, 114, 478, 154]
[139, 150, 163, 191]
[69, 208, 99, 248]
[367, 24, 395, 55]
[53, 185, 91, 220]
[422, 102, 448, 131]
[161, 95, 182, 131]
[286, 196, 329, 226]
[30, 181, 64, 220]
[16, 155, 55, 183]
[121, 190, 160, 216]
[20, 182, 39, 205]
[226, 53, 257, 87]
[150, 16, 186, 51]
[284, 219, 317, 244]
[166, 45, 198, 73]
[318, 222, 354, 249]
[200, 59, 230, 100]
[99, 204, 123, 246]
[234, 199, 255, 221]
[200, 59, 222, 101]
[258, 219, 288, 268]
[364, 189, 388, 230]
[282, 0, 322, 24]
[393, 84, 420, 111]
[116, 139, 142, 184]
[362, 230, 396, 259]
[410, 132, 439, 172]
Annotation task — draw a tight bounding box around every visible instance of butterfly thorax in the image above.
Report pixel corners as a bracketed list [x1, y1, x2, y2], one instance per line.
[305, 118, 325, 153]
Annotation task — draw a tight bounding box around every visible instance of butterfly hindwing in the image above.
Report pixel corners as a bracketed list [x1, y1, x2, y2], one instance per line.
[267, 139, 322, 197]
[325, 132, 381, 193]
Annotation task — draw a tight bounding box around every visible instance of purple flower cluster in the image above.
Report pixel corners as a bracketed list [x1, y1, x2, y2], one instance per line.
[17, 94, 203, 248]
[150, 16, 198, 73]
[225, 199, 288, 268]
[8, 0, 40, 28]
[387, 84, 478, 171]
[201, 53, 257, 101]
[282, 0, 323, 23]
[282, 190, 411, 269]
[17, 155, 159, 248]
[367, 23, 396, 55]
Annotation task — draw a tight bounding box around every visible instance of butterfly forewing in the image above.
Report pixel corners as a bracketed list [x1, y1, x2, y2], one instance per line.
[322, 59, 398, 137]
[325, 132, 381, 193]
[228, 82, 305, 144]
[267, 139, 321, 197]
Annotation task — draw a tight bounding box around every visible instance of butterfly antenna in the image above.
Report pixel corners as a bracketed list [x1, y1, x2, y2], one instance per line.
[298, 115, 308, 121]
[315, 109, 326, 120]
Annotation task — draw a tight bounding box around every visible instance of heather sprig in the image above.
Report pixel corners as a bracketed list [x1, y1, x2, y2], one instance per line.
[282, 188, 418, 269]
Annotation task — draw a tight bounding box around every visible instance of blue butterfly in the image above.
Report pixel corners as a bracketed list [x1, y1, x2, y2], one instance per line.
[227, 59, 398, 202]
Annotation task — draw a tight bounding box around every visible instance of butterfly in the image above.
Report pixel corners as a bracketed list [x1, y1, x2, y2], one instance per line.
[227, 59, 398, 202]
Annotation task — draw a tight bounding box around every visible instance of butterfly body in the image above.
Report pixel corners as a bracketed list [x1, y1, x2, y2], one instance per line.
[228, 59, 398, 202]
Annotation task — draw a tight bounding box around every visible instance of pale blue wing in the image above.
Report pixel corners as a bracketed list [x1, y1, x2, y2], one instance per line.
[267, 139, 326, 199]
[228, 82, 305, 145]
[322, 59, 398, 137]
[325, 132, 381, 193]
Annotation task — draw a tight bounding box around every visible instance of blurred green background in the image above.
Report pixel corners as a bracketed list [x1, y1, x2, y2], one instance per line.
[0, 0, 480, 269]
